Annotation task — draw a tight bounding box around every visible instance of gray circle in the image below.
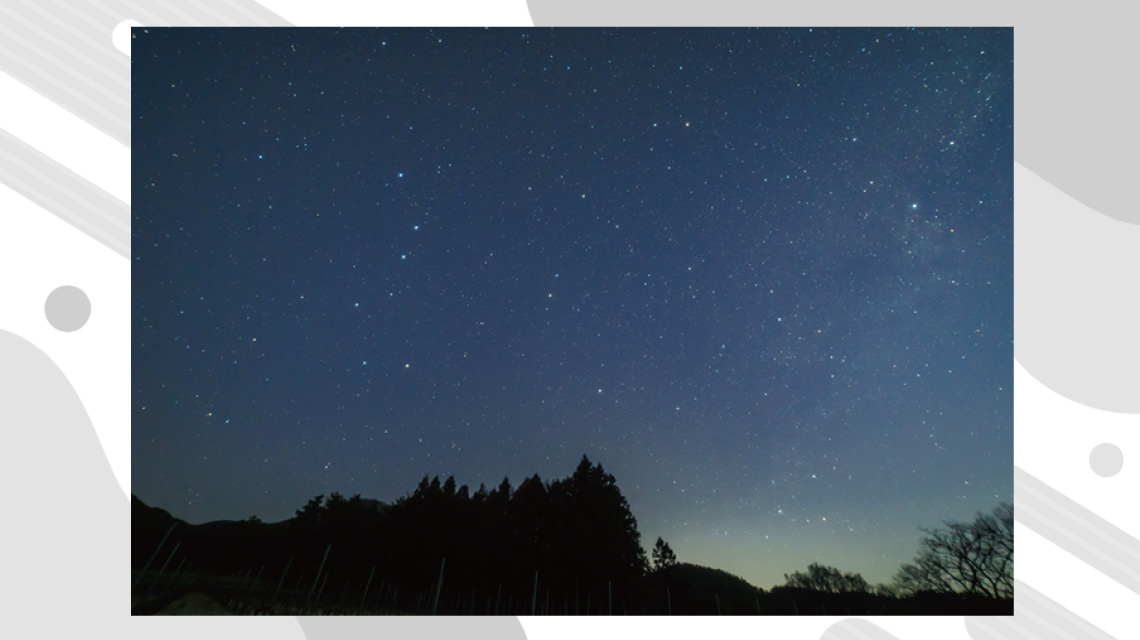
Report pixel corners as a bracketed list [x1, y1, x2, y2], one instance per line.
[1089, 443, 1124, 478]
[44, 285, 91, 332]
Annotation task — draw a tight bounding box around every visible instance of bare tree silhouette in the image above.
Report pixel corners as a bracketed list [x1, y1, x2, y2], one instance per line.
[893, 502, 1013, 599]
[783, 562, 869, 594]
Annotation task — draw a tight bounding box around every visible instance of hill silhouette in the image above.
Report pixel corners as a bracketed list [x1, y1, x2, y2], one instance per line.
[646, 562, 764, 614]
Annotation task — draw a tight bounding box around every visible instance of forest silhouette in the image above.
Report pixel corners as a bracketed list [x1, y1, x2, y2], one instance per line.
[131, 455, 1012, 615]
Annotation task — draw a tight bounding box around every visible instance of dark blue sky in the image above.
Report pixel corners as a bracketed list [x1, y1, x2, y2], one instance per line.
[132, 27, 1012, 589]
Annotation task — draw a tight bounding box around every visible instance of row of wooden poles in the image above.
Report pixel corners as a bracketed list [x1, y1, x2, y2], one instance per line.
[131, 524, 760, 615]
[134, 558, 627, 615]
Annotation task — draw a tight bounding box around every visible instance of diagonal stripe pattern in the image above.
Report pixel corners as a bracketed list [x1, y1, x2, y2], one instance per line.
[0, 0, 289, 147]
[0, 127, 129, 258]
[966, 580, 1116, 640]
[1015, 466, 1140, 595]
[822, 618, 903, 640]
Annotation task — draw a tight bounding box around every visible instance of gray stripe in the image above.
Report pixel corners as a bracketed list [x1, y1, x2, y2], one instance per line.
[0, 37, 128, 144]
[966, 580, 1116, 640]
[820, 618, 901, 640]
[0, 127, 129, 258]
[0, 0, 294, 258]
[969, 616, 1034, 640]
[10, 1, 131, 87]
[1019, 583, 1116, 640]
[296, 615, 529, 640]
[178, 0, 272, 27]
[148, 0, 216, 26]
[0, 0, 290, 148]
[129, 0, 286, 26]
[0, 36, 125, 118]
[207, 0, 282, 26]
[964, 616, 1011, 640]
[0, 8, 129, 108]
[78, 0, 172, 29]
[1015, 466, 1140, 594]
[1017, 491, 1139, 583]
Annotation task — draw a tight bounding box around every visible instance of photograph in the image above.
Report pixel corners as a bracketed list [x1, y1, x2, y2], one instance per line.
[130, 26, 1013, 616]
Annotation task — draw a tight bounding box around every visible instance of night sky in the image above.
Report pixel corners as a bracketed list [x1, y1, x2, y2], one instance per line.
[131, 27, 1012, 590]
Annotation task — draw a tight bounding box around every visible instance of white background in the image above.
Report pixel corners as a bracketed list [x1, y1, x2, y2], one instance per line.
[0, 1, 1135, 638]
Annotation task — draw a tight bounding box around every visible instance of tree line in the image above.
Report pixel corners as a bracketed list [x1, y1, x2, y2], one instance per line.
[135, 455, 650, 613]
[132, 456, 1012, 615]
[778, 502, 1013, 605]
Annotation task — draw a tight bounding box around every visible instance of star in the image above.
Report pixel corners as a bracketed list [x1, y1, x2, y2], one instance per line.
[133, 27, 1012, 596]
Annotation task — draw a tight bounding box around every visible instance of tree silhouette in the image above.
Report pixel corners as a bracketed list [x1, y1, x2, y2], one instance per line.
[295, 494, 325, 524]
[783, 562, 869, 594]
[652, 537, 678, 570]
[361, 455, 652, 609]
[131, 468, 1013, 615]
[563, 455, 649, 582]
[871, 583, 898, 598]
[494, 476, 512, 505]
[893, 502, 1013, 599]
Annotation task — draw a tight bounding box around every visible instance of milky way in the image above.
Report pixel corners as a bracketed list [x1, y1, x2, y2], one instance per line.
[132, 27, 1012, 589]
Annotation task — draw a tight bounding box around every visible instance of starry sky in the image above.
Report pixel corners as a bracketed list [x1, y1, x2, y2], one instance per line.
[131, 27, 1012, 590]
